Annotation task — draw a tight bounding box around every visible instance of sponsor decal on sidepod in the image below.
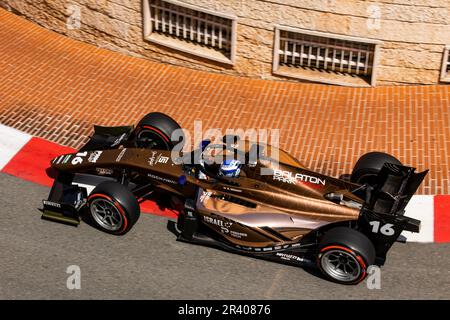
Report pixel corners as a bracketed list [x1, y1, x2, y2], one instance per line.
[273, 169, 326, 186]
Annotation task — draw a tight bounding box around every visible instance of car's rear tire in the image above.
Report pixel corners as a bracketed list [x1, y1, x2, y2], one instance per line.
[317, 227, 375, 285]
[87, 181, 140, 235]
[134, 112, 184, 150]
[350, 152, 402, 185]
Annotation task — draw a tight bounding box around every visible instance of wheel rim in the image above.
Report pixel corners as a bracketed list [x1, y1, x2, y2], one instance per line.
[136, 129, 170, 150]
[320, 249, 362, 282]
[90, 198, 124, 231]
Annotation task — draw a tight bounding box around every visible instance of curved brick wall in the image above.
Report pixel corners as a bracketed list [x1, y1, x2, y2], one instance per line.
[1, 0, 449, 86]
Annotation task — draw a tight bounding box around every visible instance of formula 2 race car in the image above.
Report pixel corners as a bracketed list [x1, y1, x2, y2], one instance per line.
[42, 112, 428, 284]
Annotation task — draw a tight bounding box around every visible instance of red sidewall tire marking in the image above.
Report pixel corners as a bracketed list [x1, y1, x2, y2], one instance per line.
[319, 245, 367, 283]
[88, 193, 128, 233]
[140, 125, 170, 143]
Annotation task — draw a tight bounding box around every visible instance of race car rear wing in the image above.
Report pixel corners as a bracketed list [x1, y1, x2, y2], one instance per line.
[356, 163, 428, 264]
[365, 163, 428, 217]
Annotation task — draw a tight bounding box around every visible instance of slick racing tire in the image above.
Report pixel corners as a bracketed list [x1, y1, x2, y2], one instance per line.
[87, 182, 140, 235]
[134, 112, 184, 150]
[350, 152, 402, 186]
[317, 227, 375, 285]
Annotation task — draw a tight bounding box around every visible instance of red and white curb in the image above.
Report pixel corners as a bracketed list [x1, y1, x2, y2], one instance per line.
[1, 124, 448, 243]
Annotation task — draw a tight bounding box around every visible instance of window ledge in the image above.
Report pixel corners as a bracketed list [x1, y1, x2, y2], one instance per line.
[145, 33, 234, 65]
[274, 65, 372, 87]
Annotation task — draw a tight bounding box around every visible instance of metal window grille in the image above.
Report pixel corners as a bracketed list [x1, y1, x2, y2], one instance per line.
[447, 54, 450, 73]
[441, 45, 450, 82]
[273, 26, 381, 86]
[448, 53, 450, 73]
[144, 0, 236, 64]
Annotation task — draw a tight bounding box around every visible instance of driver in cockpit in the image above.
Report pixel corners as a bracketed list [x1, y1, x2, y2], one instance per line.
[219, 159, 241, 178]
[198, 139, 242, 180]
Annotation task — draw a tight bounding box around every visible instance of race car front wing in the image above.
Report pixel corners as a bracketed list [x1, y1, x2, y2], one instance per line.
[42, 174, 87, 226]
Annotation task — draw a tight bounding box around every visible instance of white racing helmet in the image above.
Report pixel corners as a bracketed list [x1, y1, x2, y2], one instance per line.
[219, 159, 241, 177]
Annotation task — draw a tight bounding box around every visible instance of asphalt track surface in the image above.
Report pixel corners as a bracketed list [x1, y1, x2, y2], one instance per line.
[0, 173, 449, 300]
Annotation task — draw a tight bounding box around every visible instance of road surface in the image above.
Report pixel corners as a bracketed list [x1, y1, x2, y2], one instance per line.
[0, 173, 448, 299]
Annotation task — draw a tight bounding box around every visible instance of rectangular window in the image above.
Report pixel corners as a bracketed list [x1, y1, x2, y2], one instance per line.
[440, 45, 450, 83]
[273, 26, 381, 87]
[143, 0, 237, 65]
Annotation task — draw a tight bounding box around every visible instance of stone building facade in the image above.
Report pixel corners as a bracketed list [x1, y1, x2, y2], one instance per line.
[1, 0, 449, 86]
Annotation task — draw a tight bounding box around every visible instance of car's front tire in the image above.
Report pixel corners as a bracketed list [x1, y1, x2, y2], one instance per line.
[317, 227, 375, 285]
[134, 112, 184, 150]
[87, 182, 140, 235]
